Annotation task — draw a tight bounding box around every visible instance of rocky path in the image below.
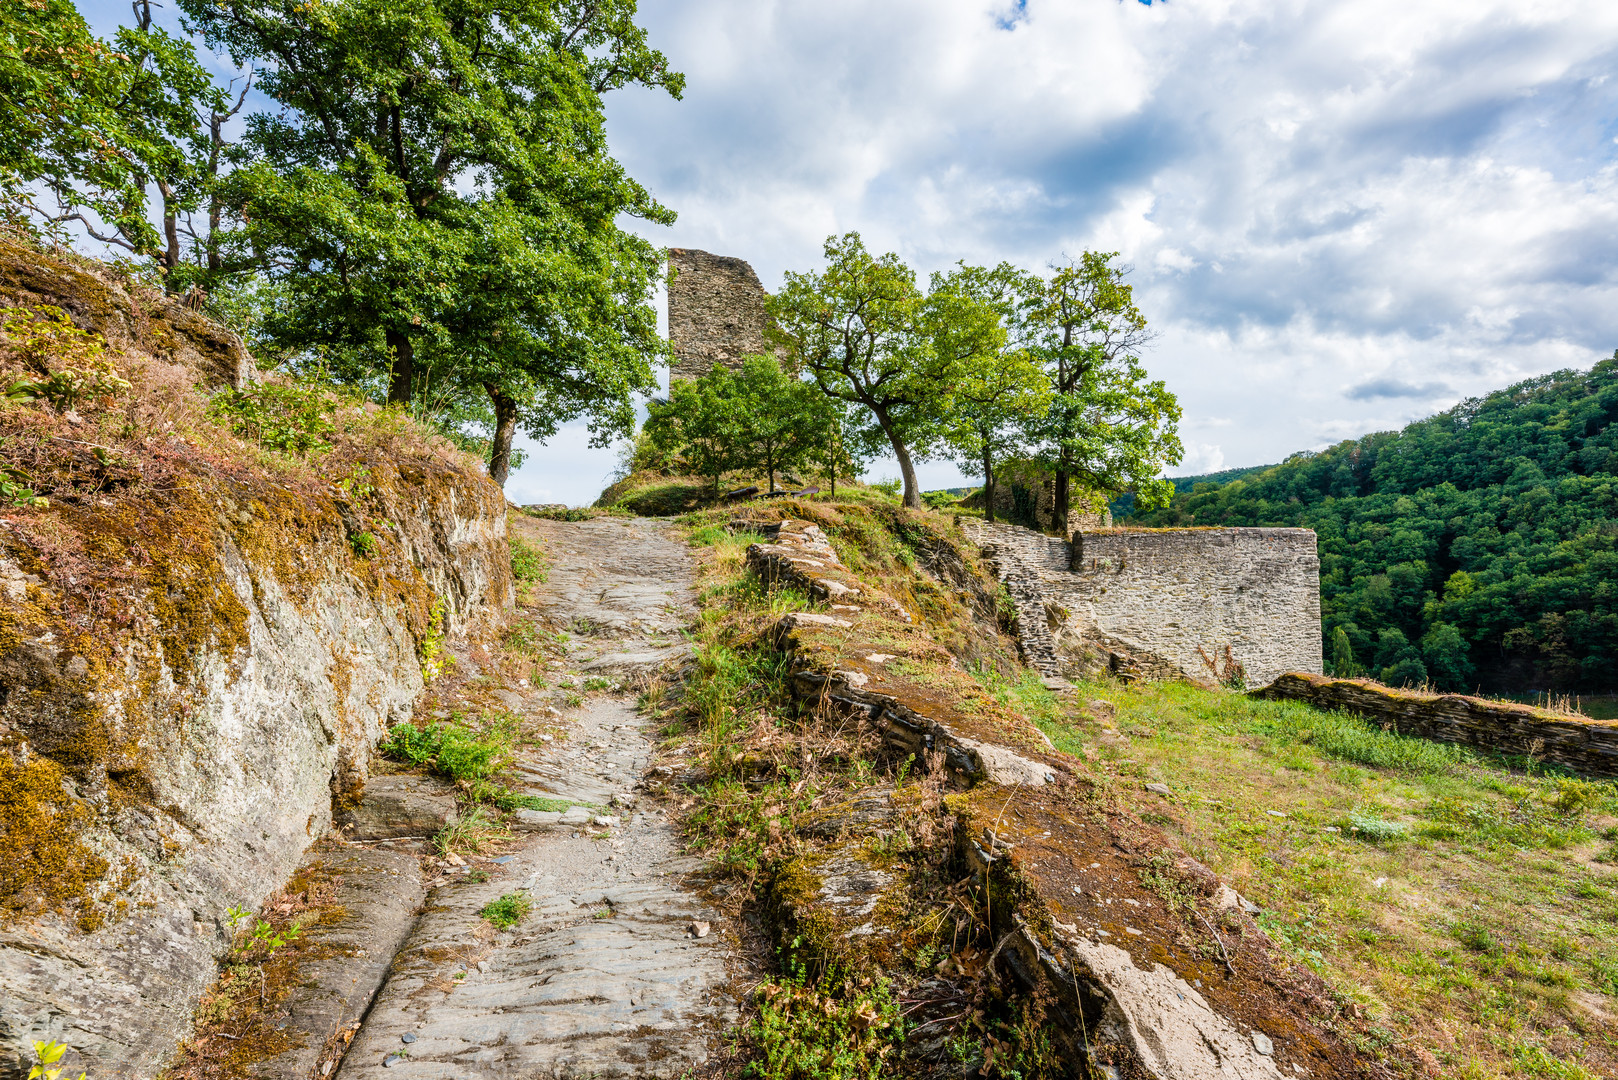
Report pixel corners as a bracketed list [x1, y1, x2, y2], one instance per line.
[335, 516, 731, 1080]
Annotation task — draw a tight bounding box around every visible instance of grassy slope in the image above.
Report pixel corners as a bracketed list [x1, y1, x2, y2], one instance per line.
[1033, 679, 1618, 1079]
[647, 494, 1617, 1078]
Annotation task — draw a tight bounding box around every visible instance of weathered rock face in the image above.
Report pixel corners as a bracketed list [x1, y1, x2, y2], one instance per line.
[0, 235, 254, 389]
[666, 249, 772, 381]
[0, 458, 509, 1080]
[1257, 673, 1618, 777]
[965, 521, 1322, 688]
[0, 243, 513, 1080]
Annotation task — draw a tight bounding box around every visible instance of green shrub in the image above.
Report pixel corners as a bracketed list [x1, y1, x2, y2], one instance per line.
[209, 378, 341, 455]
[743, 969, 901, 1080]
[479, 892, 532, 930]
[510, 535, 546, 583]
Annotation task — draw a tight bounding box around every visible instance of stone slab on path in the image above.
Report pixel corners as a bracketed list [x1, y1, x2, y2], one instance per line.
[335, 700, 733, 1080]
[335, 515, 732, 1079]
[255, 845, 426, 1080]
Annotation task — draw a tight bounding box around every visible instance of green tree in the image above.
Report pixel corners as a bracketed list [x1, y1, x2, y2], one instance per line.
[1421, 622, 1474, 692]
[642, 366, 745, 493]
[0, 0, 227, 266]
[767, 233, 946, 510]
[1021, 253, 1182, 532]
[180, 0, 680, 481]
[1327, 625, 1359, 678]
[730, 355, 835, 492]
[930, 263, 1050, 523]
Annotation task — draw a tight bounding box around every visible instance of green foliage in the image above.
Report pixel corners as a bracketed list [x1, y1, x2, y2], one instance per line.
[0, 305, 129, 414]
[348, 531, 377, 558]
[1129, 354, 1618, 692]
[478, 892, 532, 930]
[0, 0, 228, 258]
[247, 917, 301, 959]
[1327, 625, 1359, 677]
[930, 263, 1052, 523]
[743, 967, 902, 1080]
[208, 379, 340, 456]
[766, 233, 950, 509]
[1341, 812, 1411, 843]
[645, 355, 840, 493]
[381, 714, 518, 785]
[510, 536, 547, 585]
[28, 1040, 85, 1080]
[177, 0, 677, 480]
[1019, 251, 1183, 523]
[418, 600, 449, 683]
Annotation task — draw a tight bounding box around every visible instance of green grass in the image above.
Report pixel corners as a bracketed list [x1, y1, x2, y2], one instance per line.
[380, 710, 556, 812]
[478, 892, 532, 930]
[1041, 678, 1618, 1078]
[510, 534, 547, 584]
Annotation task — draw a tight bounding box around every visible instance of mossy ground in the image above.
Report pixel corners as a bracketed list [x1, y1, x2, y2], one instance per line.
[1035, 678, 1618, 1078]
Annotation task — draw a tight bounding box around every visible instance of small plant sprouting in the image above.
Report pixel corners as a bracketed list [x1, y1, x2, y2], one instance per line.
[479, 893, 532, 930]
[349, 531, 378, 558]
[419, 599, 449, 682]
[225, 905, 251, 930]
[29, 1040, 85, 1080]
[249, 917, 302, 958]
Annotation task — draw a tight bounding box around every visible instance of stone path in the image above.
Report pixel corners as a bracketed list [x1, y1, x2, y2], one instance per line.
[335, 516, 730, 1080]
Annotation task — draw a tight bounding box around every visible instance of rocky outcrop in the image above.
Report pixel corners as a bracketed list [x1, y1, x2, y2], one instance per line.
[1256, 673, 1618, 777]
[0, 241, 513, 1080]
[0, 235, 254, 390]
[0, 450, 509, 1079]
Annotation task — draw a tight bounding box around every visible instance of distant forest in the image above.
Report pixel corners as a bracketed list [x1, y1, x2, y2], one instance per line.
[1126, 355, 1618, 693]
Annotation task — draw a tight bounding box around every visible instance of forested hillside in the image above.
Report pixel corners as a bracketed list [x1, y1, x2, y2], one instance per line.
[1129, 355, 1618, 693]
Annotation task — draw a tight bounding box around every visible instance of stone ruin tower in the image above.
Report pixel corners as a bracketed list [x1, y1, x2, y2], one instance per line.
[667, 248, 772, 380]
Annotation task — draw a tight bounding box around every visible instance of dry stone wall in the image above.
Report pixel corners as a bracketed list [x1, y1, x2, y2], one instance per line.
[1257, 673, 1618, 777]
[667, 248, 772, 381]
[965, 521, 1322, 687]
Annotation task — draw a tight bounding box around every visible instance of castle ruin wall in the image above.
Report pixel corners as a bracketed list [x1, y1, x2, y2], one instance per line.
[667, 248, 772, 380]
[965, 521, 1322, 687]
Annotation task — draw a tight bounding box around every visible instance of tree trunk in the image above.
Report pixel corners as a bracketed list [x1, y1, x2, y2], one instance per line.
[386, 329, 415, 406]
[873, 405, 922, 509]
[485, 384, 518, 487]
[982, 446, 996, 524]
[156, 179, 180, 290]
[1053, 469, 1069, 537]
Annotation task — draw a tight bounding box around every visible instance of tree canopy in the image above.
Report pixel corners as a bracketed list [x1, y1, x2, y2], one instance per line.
[1020, 252, 1182, 531]
[1129, 355, 1618, 692]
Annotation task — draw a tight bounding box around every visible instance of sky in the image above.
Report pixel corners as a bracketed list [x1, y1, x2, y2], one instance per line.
[81, 0, 1618, 506]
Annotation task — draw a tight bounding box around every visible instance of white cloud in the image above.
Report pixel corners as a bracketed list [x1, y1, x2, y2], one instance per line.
[76, 0, 1618, 502]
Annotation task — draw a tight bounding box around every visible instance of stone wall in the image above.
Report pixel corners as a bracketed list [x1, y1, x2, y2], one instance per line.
[964, 521, 1322, 687]
[667, 248, 772, 381]
[1255, 674, 1618, 778]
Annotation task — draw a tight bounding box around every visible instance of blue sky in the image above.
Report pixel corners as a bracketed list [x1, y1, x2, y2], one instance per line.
[81, 0, 1618, 505]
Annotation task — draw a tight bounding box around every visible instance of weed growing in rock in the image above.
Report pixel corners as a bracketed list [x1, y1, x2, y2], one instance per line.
[743, 966, 902, 1080]
[433, 806, 505, 858]
[418, 600, 450, 682]
[207, 378, 342, 456]
[479, 893, 532, 930]
[28, 1040, 85, 1080]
